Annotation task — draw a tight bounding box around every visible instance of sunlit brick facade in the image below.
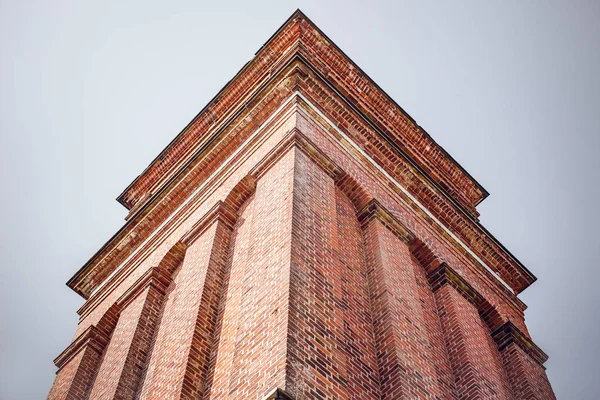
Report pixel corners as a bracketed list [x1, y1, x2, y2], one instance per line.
[49, 10, 556, 400]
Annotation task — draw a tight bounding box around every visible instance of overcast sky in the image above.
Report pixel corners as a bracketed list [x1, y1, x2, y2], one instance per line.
[1, 1, 599, 399]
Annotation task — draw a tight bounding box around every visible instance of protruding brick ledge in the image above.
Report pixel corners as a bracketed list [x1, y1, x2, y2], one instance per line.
[428, 263, 549, 367]
[53, 325, 108, 370]
[356, 198, 416, 245]
[492, 321, 549, 366]
[427, 262, 485, 310]
[263, 388, 294, 400]
[115, 265, 171, 310]
[427, 262, 507, 331]
[180, 200, 237, 246]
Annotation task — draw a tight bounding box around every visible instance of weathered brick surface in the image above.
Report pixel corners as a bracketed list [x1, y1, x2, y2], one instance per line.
[49, 337, 105, 400]
[49, 10, 556, 400]
[499, 343, 556, 400]
[88, 284, 163, 399]
[137, 215, 232, 398]
[362, 217, 444, 399]
[434, 285, 513, 399]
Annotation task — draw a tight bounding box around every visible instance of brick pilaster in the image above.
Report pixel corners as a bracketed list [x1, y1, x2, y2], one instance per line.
[358, 199, 447, 399]
[48, 325, 109, 400]
[225, 148, 297, 398]
[493, 322, 556, 399]
[284, 149, 350, 398]
[137, 202, 235, 399]
[87, 267, 169, 399]
[429, 265, 513, 399]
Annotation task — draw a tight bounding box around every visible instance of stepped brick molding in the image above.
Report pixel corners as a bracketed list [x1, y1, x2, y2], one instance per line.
[49, 9, 555, 400]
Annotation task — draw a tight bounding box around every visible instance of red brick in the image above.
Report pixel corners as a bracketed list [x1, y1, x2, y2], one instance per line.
[49, 10, 555, 400]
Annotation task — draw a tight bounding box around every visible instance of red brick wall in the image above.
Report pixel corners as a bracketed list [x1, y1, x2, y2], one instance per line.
[137, 215, 232, 398]
[434, 284, 513, 399]
[48, 337, 105, 400]
[49, 100, 555, 399]
[499, 343, 556, 400]
[88, 284, 163, 399]
[334, 187, 380, 398]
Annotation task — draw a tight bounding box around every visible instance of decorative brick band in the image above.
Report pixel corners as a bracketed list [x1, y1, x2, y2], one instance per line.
[263, 388, 294, 400]
[356, 198, 416, 245]
[492, 321, 549, 366]
[53, 325, 109, 370]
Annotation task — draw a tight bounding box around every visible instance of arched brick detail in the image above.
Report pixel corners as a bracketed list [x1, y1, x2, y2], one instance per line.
[222, 175, 257, 213]
[411, 239, 504, 330]
[335, 172, 374, 212]
[93, 302, 121, 340]
[155, 241, 187, 277]
[136, 177, 258, 398]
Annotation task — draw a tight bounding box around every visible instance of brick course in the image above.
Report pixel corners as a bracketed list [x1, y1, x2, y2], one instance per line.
[49, 10, 555, 400]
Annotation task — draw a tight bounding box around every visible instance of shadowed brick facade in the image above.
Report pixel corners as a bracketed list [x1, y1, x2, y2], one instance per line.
[48, 10, 556, 400]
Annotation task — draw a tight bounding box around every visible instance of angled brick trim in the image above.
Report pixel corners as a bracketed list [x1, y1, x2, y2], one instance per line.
[357, 198, 416, 245]
[492, 321, 549, 366]
[69, 72, 535, 300]
[427, 263, 485, 310]
[115, 266, 171, 310]
[180, 201, 237, 245]
[118, 11, 485, 214]
[427, 263, 511, 333]
[53, 326, 109, 370]
[250, 127, 344, 181]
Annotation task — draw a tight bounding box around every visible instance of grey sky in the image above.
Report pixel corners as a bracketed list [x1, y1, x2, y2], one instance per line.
[1, 1, 598, 399]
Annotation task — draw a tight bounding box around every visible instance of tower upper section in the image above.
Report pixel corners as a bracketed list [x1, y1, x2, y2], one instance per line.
[67, 10, 536, 299]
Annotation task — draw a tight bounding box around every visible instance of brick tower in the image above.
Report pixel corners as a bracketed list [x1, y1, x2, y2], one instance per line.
[48, 10, 556, 400]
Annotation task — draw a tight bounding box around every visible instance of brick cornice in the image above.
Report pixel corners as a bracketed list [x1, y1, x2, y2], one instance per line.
[492, 321, 549, 366]
[357, 199, 416, 245]
[68, 87, 534, 299]
[117, 10, 485, 216]
[67, 10, 536, 296]
[53, 326, 108, 370]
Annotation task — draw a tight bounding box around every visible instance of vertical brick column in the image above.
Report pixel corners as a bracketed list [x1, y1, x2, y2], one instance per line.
[204, 195, 257, 399]
[87, 268, 169, 399]
[137, 202, 235, 399]
[225, 148, 297, 398]
[358, 199, 445, 399]
[48, 326, 109, 400]
[334, 187, 380, 399]
[429, 265, 513, 399]
[493, 322, 556, 400]
[284, 149, 350, 399]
